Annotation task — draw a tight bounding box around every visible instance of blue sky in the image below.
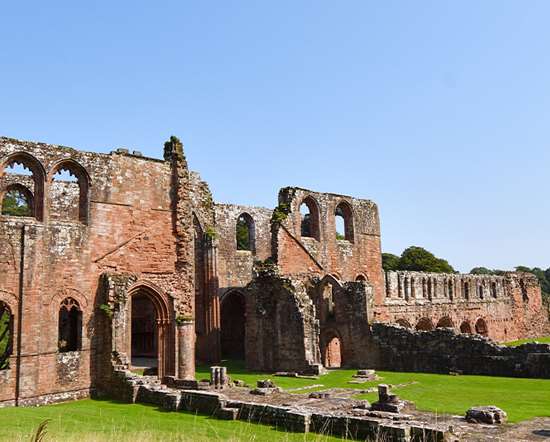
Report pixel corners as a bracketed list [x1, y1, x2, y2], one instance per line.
[1, 1, 549, 272]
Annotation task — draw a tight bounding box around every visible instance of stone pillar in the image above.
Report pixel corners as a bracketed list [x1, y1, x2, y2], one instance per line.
[177, 320, 195, 380]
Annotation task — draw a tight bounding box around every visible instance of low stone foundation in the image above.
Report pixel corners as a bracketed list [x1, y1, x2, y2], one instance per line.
[371, 323, 550, 378]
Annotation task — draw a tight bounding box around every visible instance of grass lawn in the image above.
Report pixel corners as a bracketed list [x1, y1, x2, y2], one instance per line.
[198, 360, 550, 423]
[503, 336, 550, 347]
[0, 398, 340, 442]
[2, 362, 549, 441]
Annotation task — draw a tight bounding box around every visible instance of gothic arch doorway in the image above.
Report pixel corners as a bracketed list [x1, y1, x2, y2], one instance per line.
[128, 284, 173, 378]
[220, 291, 246, 360]
[323, 333, 343, 368]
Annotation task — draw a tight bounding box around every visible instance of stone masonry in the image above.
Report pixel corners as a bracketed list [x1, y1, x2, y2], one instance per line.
[0, 135, 548, 406]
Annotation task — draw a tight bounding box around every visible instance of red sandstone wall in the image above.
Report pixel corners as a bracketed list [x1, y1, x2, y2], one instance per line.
[0, 137, 184, 405]
[274, 187, 384, 304]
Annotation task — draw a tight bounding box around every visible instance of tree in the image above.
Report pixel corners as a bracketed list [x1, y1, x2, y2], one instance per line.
[1, 189, 31, 217]
[382, 253, 400, 271]
[470, 267, 495, 275]
[398, 246, 456, 273]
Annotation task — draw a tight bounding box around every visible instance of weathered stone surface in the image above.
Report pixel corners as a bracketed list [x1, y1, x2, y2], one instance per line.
[0, 134, 547, 410]
[466, 406, 507, 424]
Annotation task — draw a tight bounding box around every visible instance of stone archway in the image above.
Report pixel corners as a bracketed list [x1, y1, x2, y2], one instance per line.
[475, 318, 489, 337]
[128, 284, 173, 378]
[460, 321, 472, 334]
[220, 291, 246, 360]
[323, 334, 342, 368]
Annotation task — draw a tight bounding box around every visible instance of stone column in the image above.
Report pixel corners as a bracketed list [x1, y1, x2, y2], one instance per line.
[177, 319, 195, 380]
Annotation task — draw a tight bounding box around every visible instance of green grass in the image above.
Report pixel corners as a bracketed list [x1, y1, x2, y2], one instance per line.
[0, 398, 340, 442]
[503, 336, 550, 347]
[3, 362, 550, 440]
[199, 360, 550, 423]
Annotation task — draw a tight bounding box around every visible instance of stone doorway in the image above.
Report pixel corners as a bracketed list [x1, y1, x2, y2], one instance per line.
[131, 293, 158, 373]
[220, 291, 245, 360]
[324, 335, 342, 368]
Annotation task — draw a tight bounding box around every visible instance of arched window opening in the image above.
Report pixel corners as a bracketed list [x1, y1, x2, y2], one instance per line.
[221, 291, 246, 360]
[334, 202, 354, 242]
[491, 282, 498, 299]
[0, 154, 44, 220]
[0, 302, 13, 370]
[49, 161, 90, 224]
[299, 197, 320, 240]
[520, 280, 529, 302]
[58, 298, 82, 352]
[396, 319, 412, 328]
[321, 282, 336, 322]
[460, 321, 472, 334]
[323, 335, 342, 368]
[236, 213, 255, 252]
[355, 274, 367, 283]
[1, 184, 33, 217]
[416, 317, 434, 331]
[478, 284, 484, 300]
[463, 281, 470, 300]
[475, 318, 488, 337]
[448, 280, 454, 298]
[436, 317, 454, 329]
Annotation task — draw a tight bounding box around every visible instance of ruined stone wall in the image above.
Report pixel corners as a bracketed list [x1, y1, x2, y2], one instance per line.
[215, 204, 272, 294]
[371, 323, 550, 378]
[0, 137, 194, 405]
[308, 275, 373, 368]
[376, 271, 548, 342]
[245, 266, 320, 372]
[273, 187, 384, 304]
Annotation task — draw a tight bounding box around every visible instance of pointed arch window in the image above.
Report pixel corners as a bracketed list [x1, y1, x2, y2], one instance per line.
[299, 196, 320, 240]
[49, 161, 90, 224]
[334, 201, 354, 242]
[236, 213, 255, 252]
[58, 298, 82, 352]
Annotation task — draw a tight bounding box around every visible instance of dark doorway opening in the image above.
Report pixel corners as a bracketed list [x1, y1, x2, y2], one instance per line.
[131, 293, 158, 372]
[220, 292, 245, 360]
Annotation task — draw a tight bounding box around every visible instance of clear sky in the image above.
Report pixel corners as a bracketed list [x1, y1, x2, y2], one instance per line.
[1, 1, 549, 272]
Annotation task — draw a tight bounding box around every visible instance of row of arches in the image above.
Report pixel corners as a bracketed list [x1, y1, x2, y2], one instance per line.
[396, 317, 489, 336]
[391, 274, 501, 301]
[299, 196, 354, 242]
[0, 152, 90, 223]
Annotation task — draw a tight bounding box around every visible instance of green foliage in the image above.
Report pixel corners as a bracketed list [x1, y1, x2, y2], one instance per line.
[163, 135, 184, 161]
[504, 336, 550, 347]
[236, 217, 250, 250]
[204, 226, 218, 241]
[1, 189, 31, 217]
[383, 246, 456, 273]
[0, 398, 340, 441]
[0, 307, 11, 370]
[382, 253, 400, 271]
[270, 203, 290, 225]
[335, 232, 345, 240]
[98, 304, 113, 319]
[175, 315, 194, 326]
[470, 267, 495, 275]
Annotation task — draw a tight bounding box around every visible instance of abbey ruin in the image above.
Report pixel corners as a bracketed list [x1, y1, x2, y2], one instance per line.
[0, 135, 548, 407]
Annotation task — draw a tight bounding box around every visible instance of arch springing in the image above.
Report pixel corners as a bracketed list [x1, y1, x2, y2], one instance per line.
[58, 297, 82, 352]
